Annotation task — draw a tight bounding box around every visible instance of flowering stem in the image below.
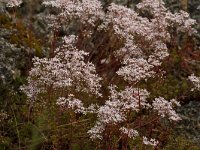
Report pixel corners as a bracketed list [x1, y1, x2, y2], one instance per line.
[11, 106, 21, 149]
[138, 87, 142, 128]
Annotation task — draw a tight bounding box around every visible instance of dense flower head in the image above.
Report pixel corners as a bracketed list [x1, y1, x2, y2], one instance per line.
[105, 2, 171, 43]
[87, 86, 151, 139]
[101, 2, 173, 84]
[165, 10, 196, 33]
[6, 0, 22, 7]
[43, 0, 104, 26]
[137, 0, 196, 34]
[117, 58, 155, 82]
[57, 95, 86, 113]
[108, 85, 151, 111]
[152, 97, 181, 121]
[21, 35, 102, 100]
[87, 122, 105, 140]
[20, 76, 45, 101]
[97, 104, 125, 124]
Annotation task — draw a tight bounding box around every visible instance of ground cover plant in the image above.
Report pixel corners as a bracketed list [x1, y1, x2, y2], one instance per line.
[1, 0, 200, 149]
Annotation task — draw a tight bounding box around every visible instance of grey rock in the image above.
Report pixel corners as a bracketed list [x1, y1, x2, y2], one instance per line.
[176, 101, 200, 146]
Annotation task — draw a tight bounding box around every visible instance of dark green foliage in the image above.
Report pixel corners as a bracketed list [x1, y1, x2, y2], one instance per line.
[164, 136, 200, 150]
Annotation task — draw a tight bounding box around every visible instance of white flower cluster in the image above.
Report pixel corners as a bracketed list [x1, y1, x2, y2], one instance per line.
[57, 95, 85, 114]
[105, 2, 171, 46]
[20, 77, 44, 101]
[137, 0, 196, 33]
[188, 74, 200, 91]
[101, 3, 168, 83]
[104, 0, 195, 84]
[143, 136, 159, 146]
[165, 10, 196, 33]
[88, 86, 150, 139]
[152, 97, 181, 121]
[43, 0, 104, 26]
[21, 35, 102, 100]
[87, 122, 105, 140]
[88, 86, 181, 140]
[117, 58, 155, 82]
[120, 127, 139, 138]
[57, 95, 98, 114]
[6, 0, 22, 7]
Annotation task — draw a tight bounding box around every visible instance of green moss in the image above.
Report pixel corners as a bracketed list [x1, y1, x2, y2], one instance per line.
[0, 14, 12, 28]
[0, 14, 43, 57]
[164, 136, 200, 150]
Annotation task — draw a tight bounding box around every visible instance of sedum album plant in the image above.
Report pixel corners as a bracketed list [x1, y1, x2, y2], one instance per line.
[16, 0, 196, 149]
